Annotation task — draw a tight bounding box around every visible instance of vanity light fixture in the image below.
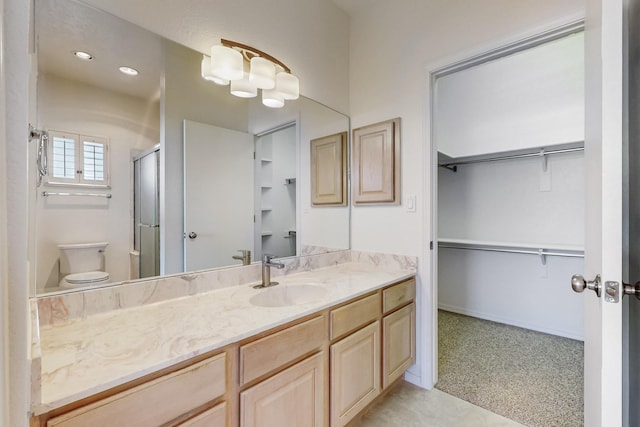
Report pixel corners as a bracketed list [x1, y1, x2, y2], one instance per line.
[73, 51, 94, 61]
[119, 66, 139, 76]
[201, 39, 299, 108]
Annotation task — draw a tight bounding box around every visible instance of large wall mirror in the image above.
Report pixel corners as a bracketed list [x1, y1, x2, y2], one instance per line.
[32, 0, 350, 296]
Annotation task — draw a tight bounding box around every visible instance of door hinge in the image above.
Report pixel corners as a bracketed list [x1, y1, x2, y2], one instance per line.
[430, 241, 434, 250]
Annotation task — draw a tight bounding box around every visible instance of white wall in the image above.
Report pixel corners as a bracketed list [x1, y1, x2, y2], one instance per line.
[439, 249, 584, 339]
[438, 153, 585, 245]
[438, 153, 585, 339]
[162, 40, 249, 274]
[4, 0, 31, 424]
[36, 73, 160, 291]
[346, 0, 585, 388]
[80, 0, 350, 114]
[436, 32, 584, 158]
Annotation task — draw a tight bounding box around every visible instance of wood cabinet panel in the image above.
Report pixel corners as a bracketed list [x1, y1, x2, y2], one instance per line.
[311, 132, 347, 206]
[330, 293, 380, 340]
[330, 321, 380, 427]
[352, 118, 400, 205]
[382, 303, 416, 389]
[382, 278, 416, 314]
[178, 402, 226, 427]
[240, 353, 324, 427]
[240, 316, 325, 385]
[46, 352, 226, 427]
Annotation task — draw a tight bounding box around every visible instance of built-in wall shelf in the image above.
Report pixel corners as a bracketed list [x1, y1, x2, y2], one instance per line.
[438, 238, 584, 264]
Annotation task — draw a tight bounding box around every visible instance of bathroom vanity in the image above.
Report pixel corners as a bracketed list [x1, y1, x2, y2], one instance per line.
[30, 259, 416, 427]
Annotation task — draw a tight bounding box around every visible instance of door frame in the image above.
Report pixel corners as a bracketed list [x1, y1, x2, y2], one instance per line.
[427, 19, 585, 387]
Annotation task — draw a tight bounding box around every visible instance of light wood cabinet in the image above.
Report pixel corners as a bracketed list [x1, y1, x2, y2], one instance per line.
[178, 402, 226, 427]
[240, 353, 325, 427]
[45, 352, 227, 427]
[352, 118, 401, 205]
[36, 277, 417, 427]
[311, 132, 347, 206]
[382, 302, 416, 389]
[330, 321, 380, 427]
[382, 278, 416, 313]
[329, 293, 379, 340]
[240, 315, 325, 386]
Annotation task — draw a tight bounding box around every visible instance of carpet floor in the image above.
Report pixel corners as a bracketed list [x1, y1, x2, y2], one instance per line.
[436, 310, 584, 427]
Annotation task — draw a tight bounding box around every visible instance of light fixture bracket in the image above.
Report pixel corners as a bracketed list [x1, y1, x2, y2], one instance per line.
[221, 39, 291, 74]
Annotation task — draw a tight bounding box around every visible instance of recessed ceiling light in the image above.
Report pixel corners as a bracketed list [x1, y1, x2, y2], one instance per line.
[119, 66, 139, 76]
[73, 51, 94, 61]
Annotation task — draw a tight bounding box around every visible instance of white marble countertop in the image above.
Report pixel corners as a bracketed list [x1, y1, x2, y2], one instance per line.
[35, 262, 415, 414]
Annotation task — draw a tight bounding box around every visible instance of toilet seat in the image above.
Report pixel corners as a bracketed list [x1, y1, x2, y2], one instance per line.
[60, 271, 110, 289]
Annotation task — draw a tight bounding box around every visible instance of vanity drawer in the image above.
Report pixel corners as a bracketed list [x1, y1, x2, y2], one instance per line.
[382, 278, 416, 314]
[240, 315, 325, 386]
[178, 402, 226, 427]
[330, 293, 380, 340]
[46, 352, 226, 427]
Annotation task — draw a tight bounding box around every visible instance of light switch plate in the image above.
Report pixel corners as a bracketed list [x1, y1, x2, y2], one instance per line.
[406, 195, 416, 212]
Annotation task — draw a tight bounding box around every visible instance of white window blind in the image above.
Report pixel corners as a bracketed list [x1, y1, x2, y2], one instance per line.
[47, 131, 109, 186]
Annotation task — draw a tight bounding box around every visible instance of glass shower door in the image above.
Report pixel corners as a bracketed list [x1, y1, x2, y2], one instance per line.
[134, 147, 160, 278]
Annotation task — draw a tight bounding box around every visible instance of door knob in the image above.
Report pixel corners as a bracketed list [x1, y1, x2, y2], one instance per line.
[188, 232, 197, 240]
[571, 274, 602, 297]
[623, 281, 640, 300]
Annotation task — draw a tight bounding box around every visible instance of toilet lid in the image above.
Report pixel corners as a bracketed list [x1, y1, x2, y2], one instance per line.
[65, 271, 110, 284]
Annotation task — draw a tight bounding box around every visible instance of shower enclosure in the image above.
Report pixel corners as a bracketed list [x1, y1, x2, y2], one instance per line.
[133, 145, 160, 279]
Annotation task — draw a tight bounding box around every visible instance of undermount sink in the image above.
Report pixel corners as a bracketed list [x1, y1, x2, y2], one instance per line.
[250, 284, 328, 307]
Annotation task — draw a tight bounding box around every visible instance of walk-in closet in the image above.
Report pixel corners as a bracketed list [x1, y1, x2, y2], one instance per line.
[433, 23, 585, 426]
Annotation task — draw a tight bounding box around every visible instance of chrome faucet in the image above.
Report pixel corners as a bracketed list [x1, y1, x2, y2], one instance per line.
[232, 249, 251, 265]
[254, 254, 285, 288]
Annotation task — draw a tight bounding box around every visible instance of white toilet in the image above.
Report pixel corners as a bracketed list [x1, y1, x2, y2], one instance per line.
[58, 242, 110, 289]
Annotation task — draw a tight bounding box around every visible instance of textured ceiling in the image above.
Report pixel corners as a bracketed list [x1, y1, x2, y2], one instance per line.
[36, 0, 163, 101]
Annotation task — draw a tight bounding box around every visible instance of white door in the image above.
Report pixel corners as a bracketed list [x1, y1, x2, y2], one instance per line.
[581, 0, 624, 425]
[183, 120, 254, 271]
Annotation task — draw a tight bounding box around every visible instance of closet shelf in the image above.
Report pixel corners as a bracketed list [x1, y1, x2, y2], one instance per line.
[438, 238, 584, 262]
[438, 142, 584, 171]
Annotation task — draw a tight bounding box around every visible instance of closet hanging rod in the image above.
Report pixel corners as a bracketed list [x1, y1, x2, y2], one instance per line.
[439, 146, 584, 169]
[438, 243, 584, 258]
[42, 191, 112, 199]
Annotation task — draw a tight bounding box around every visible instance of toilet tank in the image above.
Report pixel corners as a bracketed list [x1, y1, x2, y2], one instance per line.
[58, 242, 109, 275]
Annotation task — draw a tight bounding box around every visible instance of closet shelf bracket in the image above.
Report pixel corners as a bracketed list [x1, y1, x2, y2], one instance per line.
[539, 149, 548, 172]
[538, 248, 546, 265]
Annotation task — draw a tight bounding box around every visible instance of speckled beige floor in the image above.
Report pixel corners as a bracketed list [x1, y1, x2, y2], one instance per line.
[436, 310, 584, 427]
[351, 381, 525, 427]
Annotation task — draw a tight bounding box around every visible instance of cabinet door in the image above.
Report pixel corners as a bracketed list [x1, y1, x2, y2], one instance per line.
[311, 132, 347, 206]
[240, 353, 324, 427]
[330, 321, 380, 427]
[352, 118, 400, 205]
[382, 302, 416, 389]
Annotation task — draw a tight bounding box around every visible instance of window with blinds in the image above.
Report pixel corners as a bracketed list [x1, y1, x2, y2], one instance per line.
[48, 131, 109, 186]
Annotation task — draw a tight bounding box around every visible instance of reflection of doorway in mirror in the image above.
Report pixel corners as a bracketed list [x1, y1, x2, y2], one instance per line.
[183, 120, 254, 272]
[133, 146, 160, 279]
[255, 124, 297, 260]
